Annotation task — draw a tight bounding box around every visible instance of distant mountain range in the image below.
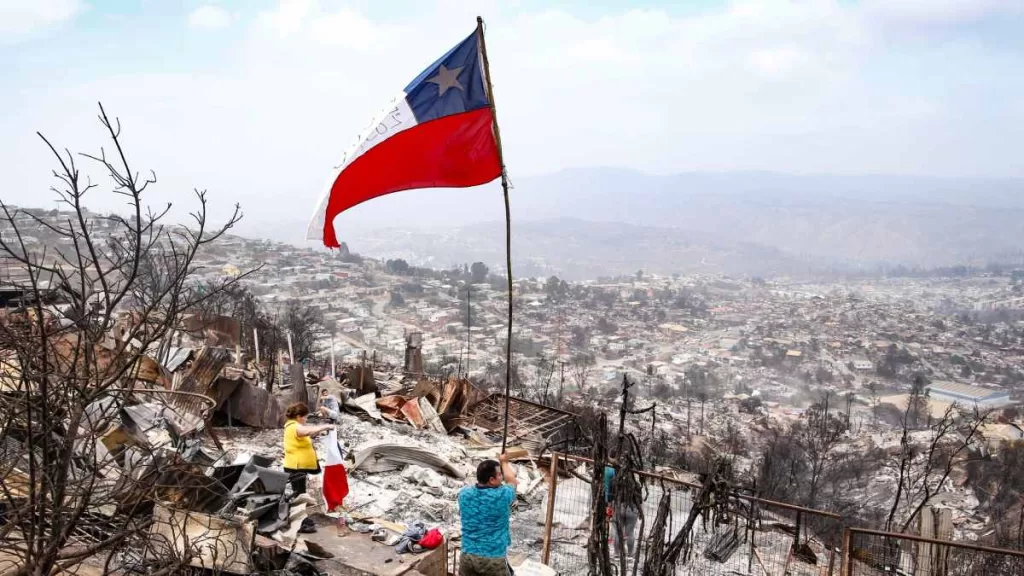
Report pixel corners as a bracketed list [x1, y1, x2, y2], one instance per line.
[351, 218, 815, 281]
[238, 168, 1024, 279]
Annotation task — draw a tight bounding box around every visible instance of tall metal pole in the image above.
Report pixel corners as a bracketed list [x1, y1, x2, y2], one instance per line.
[477, 16, 514, 452]
[466, 285, 472, 376]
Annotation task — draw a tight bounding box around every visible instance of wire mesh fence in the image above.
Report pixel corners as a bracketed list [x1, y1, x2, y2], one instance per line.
[448, 540, 461, 575]
[842, 528, 1024, 576]
[542, 453, 844, 576]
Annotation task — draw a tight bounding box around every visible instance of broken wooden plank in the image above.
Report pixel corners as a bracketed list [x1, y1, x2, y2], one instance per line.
[935, 507, 953, 575]
[347, 513, 407, 534]
[523, 474, 545, 497]
[504, 447, 531, 460]
[412, 379, 441, 405]
[917, 507, 935, 576]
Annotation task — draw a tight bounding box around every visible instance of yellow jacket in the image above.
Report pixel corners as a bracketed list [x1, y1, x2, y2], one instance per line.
[283, 420, 318, 470]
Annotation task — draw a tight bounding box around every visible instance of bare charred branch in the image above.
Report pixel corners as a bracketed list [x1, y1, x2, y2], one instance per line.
[0, 104, 249, 575]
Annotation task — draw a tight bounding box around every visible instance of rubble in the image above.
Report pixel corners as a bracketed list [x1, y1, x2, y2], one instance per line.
[351, 444, 464, 479]
[402, 464, 446, 494]
[0, 339, 359, 574]
[147, 357, 568, 575]
[150, 504, 256, 573]
[345, 392, 384, 422]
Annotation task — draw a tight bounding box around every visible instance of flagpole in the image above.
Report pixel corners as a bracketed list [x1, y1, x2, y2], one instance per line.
[477, 16, 514, 453]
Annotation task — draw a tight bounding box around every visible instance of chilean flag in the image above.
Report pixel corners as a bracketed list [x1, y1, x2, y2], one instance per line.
[321, 428, 349, 511]
[307, 28, 502, 248]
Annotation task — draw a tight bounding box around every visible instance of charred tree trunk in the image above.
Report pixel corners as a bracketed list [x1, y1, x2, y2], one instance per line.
[587, 413, 612, 576]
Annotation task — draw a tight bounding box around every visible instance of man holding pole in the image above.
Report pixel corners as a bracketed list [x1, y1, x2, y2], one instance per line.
[458, 453, 518, 576]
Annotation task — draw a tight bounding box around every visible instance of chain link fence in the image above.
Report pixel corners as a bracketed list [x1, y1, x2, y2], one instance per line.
[541, 453, 843, 576]
[842, 528, 1024, 576]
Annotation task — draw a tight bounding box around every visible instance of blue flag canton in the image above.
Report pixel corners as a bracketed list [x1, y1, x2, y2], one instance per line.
[404, 31, 490, 124]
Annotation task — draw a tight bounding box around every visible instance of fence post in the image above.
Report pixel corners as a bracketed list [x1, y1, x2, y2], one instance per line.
[840, 527, 852, 576]
[542, 453, 560, 565]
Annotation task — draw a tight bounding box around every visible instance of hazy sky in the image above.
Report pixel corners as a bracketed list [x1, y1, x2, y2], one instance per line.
[2, 0, 1023, 242]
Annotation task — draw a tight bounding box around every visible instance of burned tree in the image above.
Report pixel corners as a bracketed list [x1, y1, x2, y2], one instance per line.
[792, 394, 848, 559]
[570, 353, 594, 399]
[191, 282, 277, 365]
[587, 412, 613, 576]
[278, 298, 326, 363]
[884, 401, 990, 533]
[0, 104, 246, 575]
[966, 440, 1024, 548]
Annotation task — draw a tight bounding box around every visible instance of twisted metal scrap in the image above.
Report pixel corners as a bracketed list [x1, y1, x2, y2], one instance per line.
[643, 456, 734, 576]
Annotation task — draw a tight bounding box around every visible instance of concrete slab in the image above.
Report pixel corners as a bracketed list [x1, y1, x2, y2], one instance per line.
[302, 527, 446, 576]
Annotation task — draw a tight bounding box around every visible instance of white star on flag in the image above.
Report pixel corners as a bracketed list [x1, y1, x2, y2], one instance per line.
[426, 64, 464, 96]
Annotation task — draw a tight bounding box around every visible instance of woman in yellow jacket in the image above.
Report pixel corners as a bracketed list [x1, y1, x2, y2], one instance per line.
[283, 402, 334, 498]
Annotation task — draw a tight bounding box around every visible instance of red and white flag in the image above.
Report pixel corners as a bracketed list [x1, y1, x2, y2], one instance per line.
[307, 27, 502, 248]
[321, 429, 349, 511]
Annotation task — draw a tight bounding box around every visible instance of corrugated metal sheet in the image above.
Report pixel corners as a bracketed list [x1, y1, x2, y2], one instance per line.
[164, 347, 194, 373]
[376, 395, 409, 422]
[401, 399, 425, 429]
[350, 444, 464, 478]
[225, 380, 283, 428]
[172, 347, 230, 417]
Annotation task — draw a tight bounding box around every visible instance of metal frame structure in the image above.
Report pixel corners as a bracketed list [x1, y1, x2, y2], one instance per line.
[840, 526, 1024, 576]
[468, 394, 578, 451]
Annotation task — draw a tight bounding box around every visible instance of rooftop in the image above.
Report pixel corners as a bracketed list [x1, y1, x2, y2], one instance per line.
[927, 381, 1009, 401]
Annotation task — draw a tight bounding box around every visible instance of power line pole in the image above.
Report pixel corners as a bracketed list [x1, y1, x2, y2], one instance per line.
[465, 284, 472, 377]
[557, 361, 566, 404]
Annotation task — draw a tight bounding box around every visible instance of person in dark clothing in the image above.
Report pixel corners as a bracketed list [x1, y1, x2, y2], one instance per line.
[604, 449, 638, 558]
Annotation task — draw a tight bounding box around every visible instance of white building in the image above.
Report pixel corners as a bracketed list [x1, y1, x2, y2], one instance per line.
[851, 358, 874, 371]
[925, 381, 1012, 408]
